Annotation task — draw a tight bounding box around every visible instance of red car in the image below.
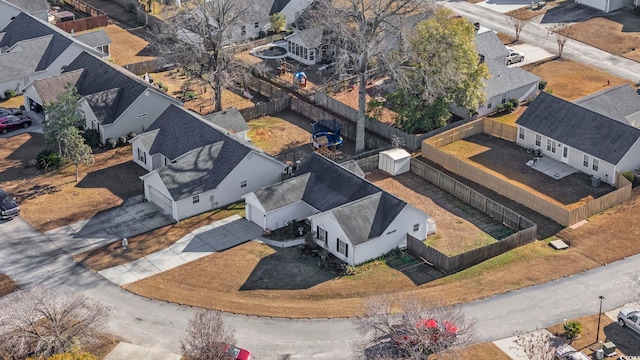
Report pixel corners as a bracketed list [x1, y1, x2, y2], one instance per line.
[0, 114, 31, 134]
[220, 343, 252, 360]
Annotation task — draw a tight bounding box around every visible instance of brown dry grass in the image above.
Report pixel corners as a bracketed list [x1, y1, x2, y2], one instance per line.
[506, 1, 561, 21]
[149, 70, 254, 115]
[565, 18, 640, 57]
[433, 342, 511, 360]
[0, 273, 18, 296]
[0, 95, 24, 109]
[73, 203, 245, 271]
[332, 83, 398, 125]
[0, 134, 145, 232]
[102, 24, 156, 66]
[487, 105, 527, 125]
[522, 59, 635, 101]
[247, 113, 312, 155]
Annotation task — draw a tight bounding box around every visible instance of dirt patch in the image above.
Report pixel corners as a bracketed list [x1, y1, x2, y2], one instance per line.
[439, 133, 615, 208]
[73, 204, 245, 271]
[102, 24, 156, 66]
[367, 171, 513, 256]
[522, 58, 635, 101]
[0, 95, 24, 109]
[332, 82, 398, 125]
[0, 273, 18, 296]
[562, 16, 640, 57]
[0, 133, 145, 231]
[487, 105, 528, 125]
[435, 342, 511, 360]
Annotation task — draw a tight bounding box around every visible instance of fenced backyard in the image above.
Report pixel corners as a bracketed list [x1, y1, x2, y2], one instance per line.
[422, 118, 632, 227]
[407, 158, 537, 274]
[57, 0, 108, 33]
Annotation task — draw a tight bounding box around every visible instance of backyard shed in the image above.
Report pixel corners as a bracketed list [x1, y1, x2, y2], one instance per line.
[378, 148, 411, 176]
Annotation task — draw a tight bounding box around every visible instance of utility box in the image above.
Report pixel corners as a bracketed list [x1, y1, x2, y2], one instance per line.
[378, 148, 410, 176]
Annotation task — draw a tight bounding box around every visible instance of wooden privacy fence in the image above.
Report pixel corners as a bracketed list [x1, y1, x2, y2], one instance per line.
[239, 98, 290, 121]
[57, 0, 108, 33]
[246, 77, 288, 100]
[407, 158, 537, 273]
[422, 119, 633, 226]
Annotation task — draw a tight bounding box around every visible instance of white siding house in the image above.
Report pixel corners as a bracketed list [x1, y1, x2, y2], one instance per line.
[576, 0, 630, 12]
[516, 90, 640, 186]
[243, 153, 433, 265]
[285, 28, 323, 65]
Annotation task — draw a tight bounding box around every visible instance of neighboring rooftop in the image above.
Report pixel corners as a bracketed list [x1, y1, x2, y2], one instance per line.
[202, 107, 249, 134]
[574, 84, 640, 127]
[483, 58, 540, 99]
[0, 36, 52, 81]
[288, 28, 323, 48]
[516, 91, 640, 165]
[5, 0, 49, 13]
[475, 28, 509, 61]
[74, 29, 112, 48]
[28, 69, 83, 104]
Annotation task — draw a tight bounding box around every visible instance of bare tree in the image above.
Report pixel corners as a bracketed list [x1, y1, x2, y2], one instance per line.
[506, 14, 529, 42]
[513, 330, 565, 360]
[153, 0, 257, 112]
[547, 24, 574, 58]
[181, 310, 236, 360]
[0, 287, 111, 359]
[305, 0, 433, 153]
[353, 294, 476, 359]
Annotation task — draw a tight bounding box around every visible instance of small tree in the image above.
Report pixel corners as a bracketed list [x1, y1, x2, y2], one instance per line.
[60, 126, 94, 182]
[43, 84, 84, 155]
[270, 12, 286, 33]
[513, 331, 565, 360]
[353, 294, 476, 359]
[547, 24, 574, 58]
[181, 310, 236, 360]
[506, 14, 529, 42]
[0, 287, 111, 359]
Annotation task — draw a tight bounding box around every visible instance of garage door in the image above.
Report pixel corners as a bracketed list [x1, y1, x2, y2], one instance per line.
[148, 186, 173, 215]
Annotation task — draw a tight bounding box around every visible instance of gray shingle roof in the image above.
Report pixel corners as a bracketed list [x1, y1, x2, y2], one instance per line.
[574, 84, 640, 126]
[74, 29, 111, 48]
[140, 104, 251, 161]
[253, 173, 310, 211]
[475, 29, 509, 61]
[0, 35, 50, 81]
[516, 91, 640, 165]
[291, 28, 323, 48]
[0, 13, 72, 71]
[63, 51, 161, 124]
[157, 140, 252, 201]
[5, 0, 49, 13]
[340, 160, 365, 178]
[258, 153, 408, 241]
[84, 88, 120, 124]
[484, 58, 540, 99]
[29, 69, 83, 104]
[202, 107, 249, 134]
[270, 0, 292, 14]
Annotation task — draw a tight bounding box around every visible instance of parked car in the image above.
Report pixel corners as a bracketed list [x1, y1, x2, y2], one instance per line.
[506, 48, 525, 65]
[0, 107, 22, 116]
[555, 344, 590, 360]
[618, 308, 640, 334]
[0, 114, 31, 134]
[219, 343, 251, 360]
[0, 188, 20, 219]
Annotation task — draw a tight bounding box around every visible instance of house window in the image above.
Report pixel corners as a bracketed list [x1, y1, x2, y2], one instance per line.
[501, 93, 507, 104]
[137, 148, 146, 164]
[254, 22, 259, 28]
[317, 226, 327, 245]
[535, 134, 541, 147]
[583, 155, 589, 167]
[518, 127, 525, 140]
[487, 102, 492, 109]
[546, 139, 556, 153]
[413, 223, 419, 232]
[240, 179, 247, 188]
[337, 238, 348, 257]
[303, 48, 307, 59]
[592, 159, 599, 171]
[192, 195, 199, 204]
[241, 25, 246, 36]
[309, 50, 315, 61]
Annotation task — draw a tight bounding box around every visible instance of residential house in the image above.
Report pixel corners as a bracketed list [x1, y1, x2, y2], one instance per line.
[243, 153, 432, 265]
[137, 106, 285, 221]
[2, 0, 49, 23]
[285, 28, 323, 65]
[229, 0, 315, 42]
[451, 28, 540, 118]
[74, 29, 112, 57]
[575, 0, 631, 13]
[515, 89, 640, 186]
[22, 51, 180, 143]
[0, 0, 22, 29]
[202, 107, 250, 141]
[0, 12, 100, 98]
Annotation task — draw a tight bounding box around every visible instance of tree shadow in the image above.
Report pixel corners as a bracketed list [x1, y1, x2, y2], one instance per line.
[385, 250, 444, 286]
[240, 247, 337, 290]
[540, 2, 603, 24]
[75, 162, 146, 200]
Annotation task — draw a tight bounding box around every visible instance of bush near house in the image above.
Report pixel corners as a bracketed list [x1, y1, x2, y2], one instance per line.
[106, 138, 117, 149]
[4, 89, 16, 99]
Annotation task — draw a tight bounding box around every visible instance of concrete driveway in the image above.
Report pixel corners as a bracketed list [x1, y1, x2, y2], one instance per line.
[45, 195, 175, 255]
[508, 43, 555, 67]
[476, 0, 530, 14]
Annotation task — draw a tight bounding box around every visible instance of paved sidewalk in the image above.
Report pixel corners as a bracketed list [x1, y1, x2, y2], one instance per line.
[98, 215, 263, 285]
[104, 342, 181, 360]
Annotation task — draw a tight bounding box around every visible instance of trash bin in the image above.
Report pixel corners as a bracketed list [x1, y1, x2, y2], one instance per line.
[591, 175, 601, 187]
[595, 349, 604, 360]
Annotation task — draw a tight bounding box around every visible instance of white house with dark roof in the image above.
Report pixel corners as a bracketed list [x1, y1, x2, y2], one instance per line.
[451, 28, 540, 118]
[137, 106, 285, 221]
[0, 12, 99, 97]
[515, 90, 640, 185]
[285, 28, 323, 65]
[202, 107, 250, 141]
[575, 0, 630, 13]
[1, 0, 49, 23]
[227, 0, 315, 42]
[74, 29, 112, 57]
[23, 51, 180, 143]
[243, 153, 432, 265]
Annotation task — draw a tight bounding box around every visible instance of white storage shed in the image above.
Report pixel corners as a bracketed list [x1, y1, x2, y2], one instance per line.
[378, 148, 411, 176]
